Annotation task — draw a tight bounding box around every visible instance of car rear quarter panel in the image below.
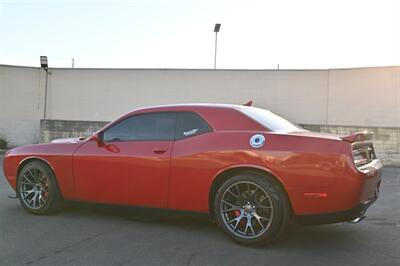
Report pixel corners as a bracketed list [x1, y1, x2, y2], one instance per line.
[329, 147, 382, 212]
[3, 143, 81, 199]
[169, 131, 349, 215]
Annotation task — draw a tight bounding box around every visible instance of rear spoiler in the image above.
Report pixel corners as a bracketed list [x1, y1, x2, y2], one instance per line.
[341, 131, 374, 143]
[243, 100, 253, 106]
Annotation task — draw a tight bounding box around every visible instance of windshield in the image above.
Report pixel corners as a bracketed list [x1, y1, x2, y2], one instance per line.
[240, 107, 304, 133]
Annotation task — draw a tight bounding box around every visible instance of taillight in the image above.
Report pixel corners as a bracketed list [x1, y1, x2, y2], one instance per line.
[353, 150, 369, 166]
[352, 142, 376, 167]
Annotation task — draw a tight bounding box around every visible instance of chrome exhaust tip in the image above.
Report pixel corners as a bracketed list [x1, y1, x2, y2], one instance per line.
[349, 215, 367, 224]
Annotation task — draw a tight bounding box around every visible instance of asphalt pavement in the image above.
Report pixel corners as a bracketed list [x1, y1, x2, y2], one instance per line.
[1, 156, 399, 266]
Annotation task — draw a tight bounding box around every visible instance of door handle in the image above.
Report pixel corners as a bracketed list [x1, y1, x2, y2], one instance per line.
[153, 148, 167, 154]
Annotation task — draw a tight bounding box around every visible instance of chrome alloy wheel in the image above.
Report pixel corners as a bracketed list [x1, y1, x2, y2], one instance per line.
[19, 167, 50, 209]
[220, 181, 274, 239]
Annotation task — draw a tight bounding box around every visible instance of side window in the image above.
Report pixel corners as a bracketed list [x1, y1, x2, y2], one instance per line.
[175, 112, 212, 139]
[103, 113, 176, 142]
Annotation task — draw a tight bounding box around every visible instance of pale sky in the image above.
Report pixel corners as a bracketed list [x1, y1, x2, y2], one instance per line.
[0, 0, 399, 69]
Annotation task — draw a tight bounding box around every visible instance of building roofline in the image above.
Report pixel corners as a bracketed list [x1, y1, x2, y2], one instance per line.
[0, 64, 399, 71]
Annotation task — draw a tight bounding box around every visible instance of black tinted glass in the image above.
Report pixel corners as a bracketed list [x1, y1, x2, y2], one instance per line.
[240, 107, 303, 132]
[103, 113, 175, 142]
[176, 112, 211, 139]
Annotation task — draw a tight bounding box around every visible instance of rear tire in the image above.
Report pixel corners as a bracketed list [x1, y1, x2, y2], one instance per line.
[17, 161, 63, 215]
[214, 172, 290, 246]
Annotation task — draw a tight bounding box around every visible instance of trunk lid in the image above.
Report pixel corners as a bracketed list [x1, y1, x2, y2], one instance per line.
[286, 130, 342, 140]
[288, 130, 377, 167]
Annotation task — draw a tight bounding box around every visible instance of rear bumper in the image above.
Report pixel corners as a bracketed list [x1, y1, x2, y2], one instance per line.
[296, 180, 380, 225]
[355, 159, 382, 203]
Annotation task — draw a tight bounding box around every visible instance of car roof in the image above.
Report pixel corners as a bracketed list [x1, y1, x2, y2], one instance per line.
[128, 103, 264, 115]
[137, 103, 245, 111]
[104, 103, 266, 133]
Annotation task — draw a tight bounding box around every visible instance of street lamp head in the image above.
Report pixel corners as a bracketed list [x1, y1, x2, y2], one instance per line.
[214, 23, 221, 33]
[40, 56, 48, 69]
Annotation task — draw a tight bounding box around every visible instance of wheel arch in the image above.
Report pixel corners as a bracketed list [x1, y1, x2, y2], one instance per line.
[16, 156, 63, 198]
[208, 165, 292, 217]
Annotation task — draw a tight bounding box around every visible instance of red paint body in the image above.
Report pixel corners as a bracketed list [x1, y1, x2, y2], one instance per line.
[2, 104, 382, 216]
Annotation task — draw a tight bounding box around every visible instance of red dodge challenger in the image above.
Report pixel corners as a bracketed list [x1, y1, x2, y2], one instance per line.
[3, 103, 382, 246]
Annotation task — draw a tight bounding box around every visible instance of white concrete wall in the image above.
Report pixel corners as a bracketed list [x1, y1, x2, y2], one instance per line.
[0, 65, 399, 147]
[0, 66, 44, 146]
[328, 67, 400, 127]
[46, 69, 330, 124]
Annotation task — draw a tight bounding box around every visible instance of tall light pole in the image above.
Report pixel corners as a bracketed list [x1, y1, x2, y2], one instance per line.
[40, 56, 49, 120]
[214, 23, 221, 69]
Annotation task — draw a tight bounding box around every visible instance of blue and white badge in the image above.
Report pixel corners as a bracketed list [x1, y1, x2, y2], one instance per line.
[249, 134, 265, 148]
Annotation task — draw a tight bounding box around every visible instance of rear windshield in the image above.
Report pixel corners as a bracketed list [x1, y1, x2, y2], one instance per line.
[240, 107, 303, 132]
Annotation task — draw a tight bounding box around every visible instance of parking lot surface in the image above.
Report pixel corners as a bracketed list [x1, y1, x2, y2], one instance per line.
[1, 156, 399, 266]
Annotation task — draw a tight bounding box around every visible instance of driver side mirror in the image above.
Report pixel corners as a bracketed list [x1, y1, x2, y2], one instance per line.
[92, 131, 104, 146]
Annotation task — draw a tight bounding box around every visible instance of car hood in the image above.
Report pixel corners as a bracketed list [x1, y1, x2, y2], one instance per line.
[6, 137, 87, 157]
[50, 137, 87, 144]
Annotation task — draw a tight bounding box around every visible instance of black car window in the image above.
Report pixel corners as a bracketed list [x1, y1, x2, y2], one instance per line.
[240, 107, 303, 133]
[103, 113, 176, 142]
[175, 112, 211, 139]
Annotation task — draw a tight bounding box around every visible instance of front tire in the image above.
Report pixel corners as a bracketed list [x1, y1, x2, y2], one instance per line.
[214, 172, 290, 246]
[17, 161, 62, 215]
